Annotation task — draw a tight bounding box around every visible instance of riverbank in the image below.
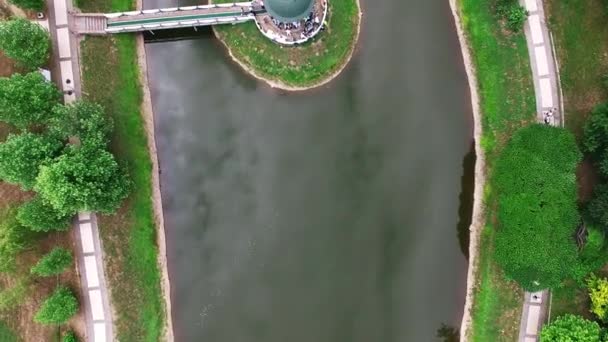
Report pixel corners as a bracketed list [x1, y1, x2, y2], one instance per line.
[212, 0, 361, 91]
[452, 0, 537, 339]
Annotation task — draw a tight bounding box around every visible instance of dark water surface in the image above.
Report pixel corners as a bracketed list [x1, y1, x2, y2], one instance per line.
[145, 0, 473, 340]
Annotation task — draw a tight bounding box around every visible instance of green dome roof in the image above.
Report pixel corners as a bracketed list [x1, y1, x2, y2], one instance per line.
[265, 0, 315, 22]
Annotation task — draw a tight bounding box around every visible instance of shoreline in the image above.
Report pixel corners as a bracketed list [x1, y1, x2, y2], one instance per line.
[447, 0, 487, 340]
[134, 0, 175, 338]
[212, 0, 362, 91]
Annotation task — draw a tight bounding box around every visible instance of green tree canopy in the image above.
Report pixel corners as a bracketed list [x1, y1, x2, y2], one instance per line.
[540, 314, 603, 342]
[49, 101, 113, 148]
[0, 133, 62, 190]
[494, 124, 582, 290]
[0, 72, 61, 129]
[30, 247, 72, 277]
[0, 18, 50, 69]
[8, 0, 44, 11]
[17, 197, 71, 232]
[34, 286, 78, 325]
[35, 145, 130, 214]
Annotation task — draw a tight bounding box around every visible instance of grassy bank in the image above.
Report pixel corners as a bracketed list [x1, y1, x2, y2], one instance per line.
[213, 0, 359, 87]
[78, 0, 165, 339]
[457, 0, 536, 339]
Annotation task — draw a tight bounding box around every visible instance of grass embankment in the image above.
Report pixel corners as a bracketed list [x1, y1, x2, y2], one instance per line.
[213, 0, 359, 88]
[78, 0, 165, 339]
[544, 0, 608, 318]
[457, 0, 536, 339]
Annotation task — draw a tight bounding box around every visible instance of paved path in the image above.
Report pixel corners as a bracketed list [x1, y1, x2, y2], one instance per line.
[517, 0, 563, 340]
[44, 0, 114, 339]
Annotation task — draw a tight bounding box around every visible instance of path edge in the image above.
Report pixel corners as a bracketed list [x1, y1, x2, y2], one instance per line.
[211, 0, 362, 91]
[447, 0, 487, 340]
[134, 10, 175, 341]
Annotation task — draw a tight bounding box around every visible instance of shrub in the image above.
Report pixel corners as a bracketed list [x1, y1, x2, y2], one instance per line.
[0, 72, 62, 129]
[34, 286, 78, 325]
[0, 18, 50, 69]
[494, 125, 582, 290]
[0, 208, 34, 273]
[540, 314, 602, 341]
[506, 5, 528, 32]
[63, 331, 77, 342]
[35, 145, 130, 215]
[588, 185, 608, 230]
[17, 197, 71, 232]
[574, 227, 607, 279]
[31, 248, 72, 277]
[587, 274, 608, 321]
[49, 101, 113, 148]
[583, 103, 608, 164]
[0, 133, 63, 190]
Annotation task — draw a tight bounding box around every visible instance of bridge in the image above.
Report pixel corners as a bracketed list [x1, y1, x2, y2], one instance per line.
[73, 2, 263, 34]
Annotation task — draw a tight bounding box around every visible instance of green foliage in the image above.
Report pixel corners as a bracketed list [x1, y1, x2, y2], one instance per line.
[49, 101, 113, 148]
[0, 278, 29, 310]
[0, 133, 62, 190]
[34, 286, 78, 325]
[588, 185, 608, 230]
[35, 145, 130, 215]
[0, 72, 62, 129]
[583, 103, 608, 167]
[17, 197, 71, 232]
[574, 227, 607, 279]
[8, 0, 44, 11]
[506, 5, 528, 32]
[63, 331, 78, 342]
[540, 314, 603, 341]
[30, 248, 72, 277]
[0, 18, 50, 69]
[0, 320, 17, 342]
[494, 124, 582, 290]
[0, 207, 33, 273]
[587, 274, 608, 321]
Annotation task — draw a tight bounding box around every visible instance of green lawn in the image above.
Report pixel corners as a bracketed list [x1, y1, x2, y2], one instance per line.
[213, 0, 359, 87]
[547, 0, 608, 138]
[78, 0, 165, 339]
[457, 0, 536, 339]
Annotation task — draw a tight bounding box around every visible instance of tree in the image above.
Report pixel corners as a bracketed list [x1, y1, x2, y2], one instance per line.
[0, 18, 50, 69]
[31, 248, 72, 277]
[540, 314, 602, 342]
[0, 133, 63, 190]
[494, 125, 582, 290]
[588, 185, 608, 230]
[34, 286, 78, 325]
[8, 0, 44, 11]
[17, 197, 71, 232]
[35, 145, 130, 214]
[587, 274, 608, 321]
[49, 101, 113, 148]
[0, 72, 62, 128]
[583, 103, 608, 175]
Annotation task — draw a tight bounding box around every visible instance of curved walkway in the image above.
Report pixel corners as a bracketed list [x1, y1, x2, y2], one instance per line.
[46, 0, 115, 338]
[517, 0, 563, 340]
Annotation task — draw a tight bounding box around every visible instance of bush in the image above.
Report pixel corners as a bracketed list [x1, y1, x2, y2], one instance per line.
[8, 0, 44, 11]
[587, 274, 608, 321]
[588, 185, 608, 230]
[506, 5, 528, 32]
[63, 331, 77, 342]
[540, 314, 603, 341]
[583, 103, 608, 166]
[31, 248, 72, 277]
[494, 125, 582, 290]
[49, 101, 113, 148]
[35, 145, 130, 215]
[0, 208, 34, 273]
[0, 133, 63, 190]
[0, 18, 50, 69]
[574, 227, 607, 279]
[0, 72, 62, 129]
[17, 197, 71, 232]
[34, 286, 78, 325]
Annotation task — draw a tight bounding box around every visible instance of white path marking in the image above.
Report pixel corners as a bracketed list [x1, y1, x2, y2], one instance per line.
[59, 60, 74, 91]
[78, 212, 91, 221]
[539, 78, 553, 107]
[529, 15, 544, 45]
[526, 305, 541, 335]
[534, 46, 549, 76]
[94, 322, 107, 342]
[89, 289, 105, 321]
[84, 255, 100, 288]
[79, 223, 95, 254]
[56, 27, 71, 59]
[524, 0, 537, 12]
[53, 0, 67, 26]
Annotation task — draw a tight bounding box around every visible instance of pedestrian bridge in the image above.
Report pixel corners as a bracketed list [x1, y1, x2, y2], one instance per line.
[74, 2, 263, 34]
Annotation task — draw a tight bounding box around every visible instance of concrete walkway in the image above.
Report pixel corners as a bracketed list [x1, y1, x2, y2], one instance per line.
[517, 0, 563, 340]
[45, 0, 114, 339]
